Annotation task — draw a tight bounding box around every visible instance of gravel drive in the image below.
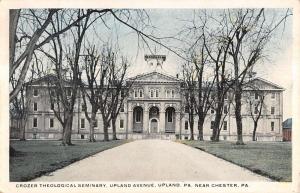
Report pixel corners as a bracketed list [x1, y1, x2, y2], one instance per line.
[33, 140, 271, 181]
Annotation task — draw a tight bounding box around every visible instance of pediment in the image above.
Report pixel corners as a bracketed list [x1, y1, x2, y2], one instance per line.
[129, 72, 180, 83]
[245, 78, 284, 90]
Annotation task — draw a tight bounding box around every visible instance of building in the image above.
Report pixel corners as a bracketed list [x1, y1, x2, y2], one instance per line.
[20, 55, 284, 141]
[282, 118, 292, 141]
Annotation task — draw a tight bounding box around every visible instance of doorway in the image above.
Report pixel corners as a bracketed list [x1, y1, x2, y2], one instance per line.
[150, 118, 158, 133]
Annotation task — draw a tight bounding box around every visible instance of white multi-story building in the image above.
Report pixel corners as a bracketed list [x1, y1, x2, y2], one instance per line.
[23, 55, 284, 141]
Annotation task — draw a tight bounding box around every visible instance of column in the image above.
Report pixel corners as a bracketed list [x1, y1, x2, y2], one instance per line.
[159, 110, 165, 133]
[175, 111, 180, 134]
[143, 110, 149, 133]
[127, 111, 133, 133]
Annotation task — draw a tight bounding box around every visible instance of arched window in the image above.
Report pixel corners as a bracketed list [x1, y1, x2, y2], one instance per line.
[166, 107, 175, 123]
[139, 89, 143, 98]
[135, 108, 142, 122]
[167, 110, 173, 122]
[171, 90, 175, 98]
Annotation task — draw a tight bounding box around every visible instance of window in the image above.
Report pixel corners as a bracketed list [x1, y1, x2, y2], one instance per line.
[135, 110, 142, 123]
[255, 93, 259, 100]
[50, 118, 54, 128]
[224, 105, 228, 114]
[171, 90, 175, 98]
[121, 90, 125, 97]
[80, 118, 85, 128]
[166, 89, 175, 98]
[271, 121, 275, 131]
[211, 109, 214, 114]
[167, 110, 173, 122]
[50, 103, 54, 110]
[120, 119, 124, 129]
[185, 121, 189, 130]
[134, 90, 138, 98]
[94, 119, 98, 128]
[185, 106, 189, 113]
[33, 117, 38, 128]
[120, 103, 125, 112]
[271, 107, 275, 115]
[149, 89, 159, 98]
[254, 106, 259, 114]
[81, 104, 86, 111]
[33, 102, 38, 111]
[33, 89, 38, 97]
[66, 89, 71, 96]
[223, 121, 227, 130]
[211, 121, 215, 129]
[139, 89, 143, 98]
[271, 92, 275, 99]
[224, 93, 228, 99]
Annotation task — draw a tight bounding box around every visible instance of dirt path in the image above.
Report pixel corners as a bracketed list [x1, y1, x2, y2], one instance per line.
[33, 140, 271, 181]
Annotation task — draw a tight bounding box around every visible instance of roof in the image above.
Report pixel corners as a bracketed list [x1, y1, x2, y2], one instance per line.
[128, 71, 181, 83]
[282, 118, 292, 129]
[243, 77, 284, 91]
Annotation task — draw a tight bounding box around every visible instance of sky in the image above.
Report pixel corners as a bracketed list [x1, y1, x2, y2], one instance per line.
[67, 9, 294, 120]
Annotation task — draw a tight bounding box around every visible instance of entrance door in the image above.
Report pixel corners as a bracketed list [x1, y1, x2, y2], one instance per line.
[150, 119, 158, 133]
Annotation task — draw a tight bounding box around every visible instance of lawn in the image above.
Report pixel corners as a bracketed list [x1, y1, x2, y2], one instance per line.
[180, 140, 292, 182]
[10, 140, 129, 182]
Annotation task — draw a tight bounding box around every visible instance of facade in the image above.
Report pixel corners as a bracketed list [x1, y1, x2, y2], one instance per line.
[21, 55, 284, 141]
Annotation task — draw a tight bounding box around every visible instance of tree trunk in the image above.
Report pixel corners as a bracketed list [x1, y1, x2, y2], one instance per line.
[62, 113, 73, 145]
[252, 121, 258, 141]
[88, 112, 96, 142]
[103, 121, 109, 141]
[198, 118, 204, 141]
[212, 110, 222, 142]
[235, 90, 244, 145]
[112, 118, 118, 140]
[19, 119, 26, 141]
[189, 111, 194, 140]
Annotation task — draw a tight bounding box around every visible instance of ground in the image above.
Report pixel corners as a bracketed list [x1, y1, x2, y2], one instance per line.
[181, 140, 292, 182]
[10, 140, 128, 181]
[32, 140, 270, 181]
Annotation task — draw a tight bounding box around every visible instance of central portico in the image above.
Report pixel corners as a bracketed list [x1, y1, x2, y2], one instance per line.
[126, 55, 182, 138]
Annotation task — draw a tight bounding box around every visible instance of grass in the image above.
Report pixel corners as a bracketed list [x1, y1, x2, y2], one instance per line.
[10, 139, 129, 182]
[180, 140, 292, 182]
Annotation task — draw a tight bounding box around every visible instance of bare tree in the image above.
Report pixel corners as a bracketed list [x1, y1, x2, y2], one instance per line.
[10, 9, 185, 103]
[80, 44, 131, 142]
[79, 46, 100, 142]
[91, 46, 131, 141]
[9, 9, 110, 101]
[10, 82, 29, 140]
[178, 10, 232, 142]
[188, 9, 291, 144]
[182, 63, 197, 140]
[245, 86, 266, 141]
[42, 10, 92, 145]
[202, 26, 231, 142]
[224, 9, 291, 144]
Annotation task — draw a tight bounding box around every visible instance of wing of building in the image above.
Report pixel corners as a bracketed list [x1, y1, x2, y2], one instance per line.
[16, 55, 284, 141]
